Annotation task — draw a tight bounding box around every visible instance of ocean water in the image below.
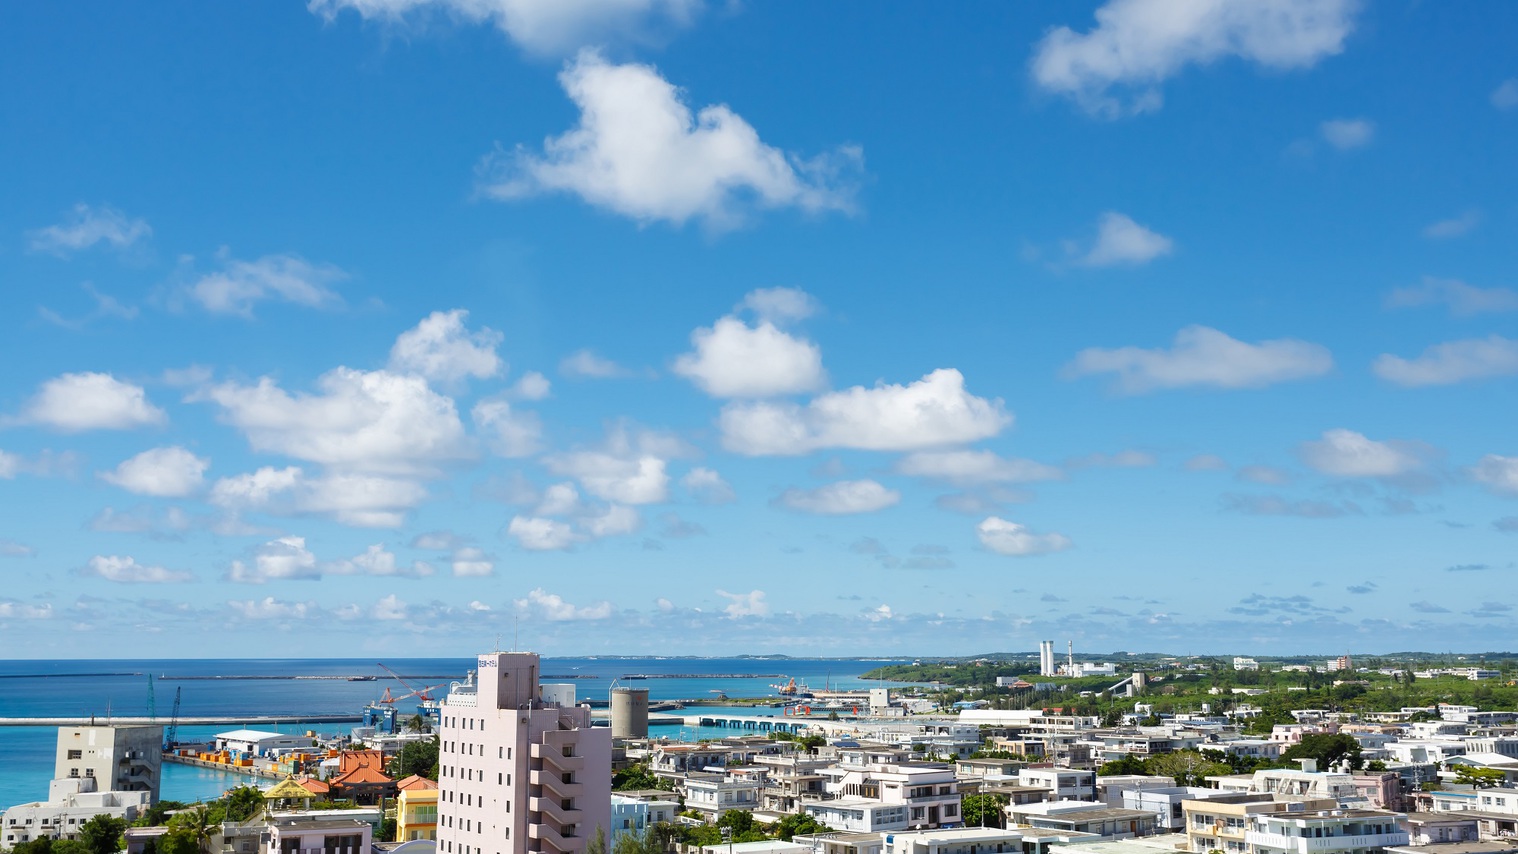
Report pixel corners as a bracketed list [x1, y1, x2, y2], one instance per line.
[0, 657, 905, 812]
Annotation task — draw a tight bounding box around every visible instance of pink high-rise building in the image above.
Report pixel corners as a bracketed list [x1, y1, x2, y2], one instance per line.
[435, 652, 611, 854]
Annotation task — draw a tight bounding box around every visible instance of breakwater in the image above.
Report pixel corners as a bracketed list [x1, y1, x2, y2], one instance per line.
[0, 714, 363, 727]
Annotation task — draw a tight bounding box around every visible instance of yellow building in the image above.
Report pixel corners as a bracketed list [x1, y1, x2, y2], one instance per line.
[1183, 797, 1336, 854]
[394, 775, 439, 842]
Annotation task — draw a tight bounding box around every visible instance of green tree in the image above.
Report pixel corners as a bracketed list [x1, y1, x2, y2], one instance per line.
[771, 812, 830, 841]
[389, 736, 440, 781]
[1146, 751, 1232, 786]
[405, 714, 431, 734]
[169, 806, 214, 854]
[612, 762, 663, 792]
[1366, 760, 1387, 772]
[380, 818, 398, 843]
[1098, 754, 1148, 776]
[1453, 767, 1507, 789]
[1282, 734, 1362, 772]
[961, 793, 1008, 828]
[10, 837, 54, 854]
[51, 841, 90, 854]
[79, 814, 128, 854]
[586, 826, 608, 854]
[155, 830, 201, 854]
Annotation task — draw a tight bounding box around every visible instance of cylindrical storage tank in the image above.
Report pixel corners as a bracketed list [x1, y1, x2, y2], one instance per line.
[610, 687, 650, 739]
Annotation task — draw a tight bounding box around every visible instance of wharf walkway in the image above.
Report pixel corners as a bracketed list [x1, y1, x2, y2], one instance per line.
[679, 714, 814, 734]
[0, 714, 363, 727]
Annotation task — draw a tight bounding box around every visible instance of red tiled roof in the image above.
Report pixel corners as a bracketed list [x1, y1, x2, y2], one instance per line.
[396, 775, 438, 791]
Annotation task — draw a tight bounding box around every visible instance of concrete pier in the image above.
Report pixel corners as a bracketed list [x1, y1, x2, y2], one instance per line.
[0, 714, 363, 727]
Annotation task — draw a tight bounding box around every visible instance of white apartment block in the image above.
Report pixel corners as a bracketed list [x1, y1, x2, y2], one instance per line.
[1234, 659, 1261, 671]
[683, 773, 761, 819]
[1018, 768, 1096, 801]
[435, 652, 611, 854]
[1245, 809, 1407, 854]
[818, 761, 961, 831]
[55, 725, 162, 800]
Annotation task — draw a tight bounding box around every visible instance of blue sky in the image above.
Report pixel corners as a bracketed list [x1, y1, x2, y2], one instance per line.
[2, 0, 1517, 658]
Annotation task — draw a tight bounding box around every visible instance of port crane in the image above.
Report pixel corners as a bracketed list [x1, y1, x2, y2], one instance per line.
[376, 663, 445, 705]
[165, 687, 182, 749]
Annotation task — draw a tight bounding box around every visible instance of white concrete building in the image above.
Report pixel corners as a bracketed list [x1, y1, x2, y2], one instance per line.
[608, 795, 676, 846]
[262, 808, 375, 854]
[55, 725, 162, 800]
[435, 651, 612, 854]
[683, 773, 762, 819]
[215, 730, 314, 758]
[1234, 659, 1261, 671]
[1019, 768, 1096, 801]
[1245, 808, 1407, 854]
[817, 760, 962, 830]
[882, 827, 1024, 854]
[2, 781, 152, 847]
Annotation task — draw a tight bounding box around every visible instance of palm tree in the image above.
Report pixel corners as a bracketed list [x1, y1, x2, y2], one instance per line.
[405, 714, 429, 734]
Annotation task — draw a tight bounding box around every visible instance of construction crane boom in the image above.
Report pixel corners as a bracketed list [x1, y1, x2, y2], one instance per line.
[165, 687, 182, 748]
[376, 664, 441, 705]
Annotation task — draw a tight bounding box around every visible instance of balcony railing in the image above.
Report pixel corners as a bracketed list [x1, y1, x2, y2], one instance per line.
[531, 744, 586, 773]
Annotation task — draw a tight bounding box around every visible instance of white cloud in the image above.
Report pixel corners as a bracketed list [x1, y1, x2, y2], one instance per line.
[739, 286, 819, 324]
[1067, 449, 1158, 469]
[510, 371, 552, 400]
[1385, 278, 1518, 316]
[373, 594, 409, 621]
[1031, 0, 1357, 117]
[897, 450, 1063, 486]
[673, 316, 826, 397]
[583, 504, 641, 537]
[471, 397, 543, 457]
[775, 479, 900, 515]
[534, 482, 584, 516]
[227, 597, 312, 620]
[327, 544, 434, 578]
[469, 600, 492, 612]
[975, 517, 1073, 557]
[862, 604, 894, 622]
[28, 204, 150, 255]
[507, 515, 578, 551]
[81, 555, 193, 584]
[1077, 212, 1173, 267]
[1422, 210, 1481, 240]
[227, 536, 321, 583]
[1473, 456, 1518, 496]
[99, 447, 209, 497]
[185, 253, 345, 317]
[480, 52, 860, 229]
[720, 368, 1010, 456]
[1064, 325, 1333, 393]
[1320, 118, 1375, 150]
[198, 368, 471, 475]
[1492, 79, 1518, 111]
[308, 0, 701, 54]
[717, 588, 768, 618]
[388, 309, 504, 385]
[1184, 454, 1229, 471]
[450, 546, 494, 577]
[11, 372, 166, 432]
[0, 451, 17, 479]
[560, 348, 632, 378]
[682, 467, 735, 503]
[1373, 336, 1518, 387]
[39, 283, 140, 330]
[515, 587, 613, 621]
[1237, 465, 1293, 486]
[0, 600, 53, 619]
[1298, 429, 1422, 478]
[211, 466, 428, 528]
[0, 539, 34, 557]
[543, 428, 675, 504]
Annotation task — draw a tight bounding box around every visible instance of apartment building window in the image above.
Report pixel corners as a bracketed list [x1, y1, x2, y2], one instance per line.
[66, 750, 82, 760]
[84, 769, 93, 778]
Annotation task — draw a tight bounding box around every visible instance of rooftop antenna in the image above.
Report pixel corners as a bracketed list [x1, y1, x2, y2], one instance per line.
[513, 617, 519, 652]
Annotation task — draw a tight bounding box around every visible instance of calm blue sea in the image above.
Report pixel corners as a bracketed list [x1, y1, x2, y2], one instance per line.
[0, 657, 906, 812]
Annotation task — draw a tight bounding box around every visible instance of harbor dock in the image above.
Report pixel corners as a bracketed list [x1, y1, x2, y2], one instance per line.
[0, 714, 363, 727]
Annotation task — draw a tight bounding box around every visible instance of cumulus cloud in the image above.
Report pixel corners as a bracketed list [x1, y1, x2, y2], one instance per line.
[327, 544, 434, 578]
[10, 373, 166, 432]
[1067, 450, 1157, 469]
[308, 0, 702, 54]
[211, 466, 427, 528]
[444, 546, 491, 577]
[506, 515, 578, 551]
[775, 479, 900, 515]
[1077, 212, 1173, 267]
[717, 588, 768, 618]
[99, 447, 209, 497]
[1030, 0, 1358, 117]
[1184, 454, 1229, 471]
[516, 587, 613, 621]
[28, 203, 151, 255]
[184, 253, 345, 317]
[1236, 465, 1293, 486]
[582, 504, 641, 537]
[1491, 79, 1518, 110]
[720, 369, 1010, 456]
[897, 449, 1063, 486]
[975, 517, 1072, 557]
[81, 555, 193, 584]
[510, 371, 552, 400]
[1320, 118, 1374, 150]
[388, 309, 504, 385]
[1064, 325, 1332, 394]
[1298, 429, 1424, 479]
[682, 467, 735, 504]
[1373, 336, 1518, 387]
[0, 601, 54, 619]
[560, 349, 633, 378]
[228, 597, 312, 620]
[479, 52, 861, 229]
[1473, 456, 1518, 496]
[0, 539, 35, 557]
[673, 317, 825, 397]
[471, 397, 543, 457]
[543, 428, 677, 504]
[197, 368, 470, 476]
[1385, 278, 1518, 316]
[739, 287, 820, 324]
[372, 594, 409, 621]
[1422, 210, 1481, 239]
[227, 536, 321, 583]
